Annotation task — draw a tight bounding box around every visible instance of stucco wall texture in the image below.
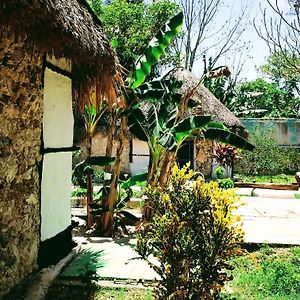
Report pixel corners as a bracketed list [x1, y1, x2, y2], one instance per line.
[0, 29, 43, 298]
[241, 118, 300, 147]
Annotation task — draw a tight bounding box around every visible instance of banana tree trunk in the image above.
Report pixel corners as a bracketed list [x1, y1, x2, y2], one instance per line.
[104, 111, 116, 173]
[158, 150, 177, 187]
[86, 133, 94, 229]
[102, 117, 127, 237]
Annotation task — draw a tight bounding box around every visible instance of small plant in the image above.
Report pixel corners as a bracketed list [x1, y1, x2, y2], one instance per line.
[218, 178, 234, 189]
[136, 164, 244, 300]
[213, 143, 239, 168]
[215, 165, 225, 179]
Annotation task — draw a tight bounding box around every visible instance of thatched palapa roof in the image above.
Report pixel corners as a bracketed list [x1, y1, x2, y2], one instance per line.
[170, 68, 244, 130]
[0, 0, 121, 103]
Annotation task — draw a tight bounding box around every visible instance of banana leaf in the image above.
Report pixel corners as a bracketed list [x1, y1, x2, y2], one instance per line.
[171, 115, 211, 141]
[204, 128, 255, 151]
[121, 173, 148, 189]
[130, 12, 183, 89]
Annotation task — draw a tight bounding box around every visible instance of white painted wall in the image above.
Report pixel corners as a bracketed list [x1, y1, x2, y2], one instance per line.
[43, 68, 73, 148]
[41, 152, 72, 241]
[130, 139, 149, 175]
[41, 62, 73, 241]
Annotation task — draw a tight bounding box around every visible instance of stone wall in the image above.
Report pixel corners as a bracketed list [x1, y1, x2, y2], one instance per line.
[195, 140, 213, 177]
[76, 132, 131, 174]
[0, 28, 44, 298]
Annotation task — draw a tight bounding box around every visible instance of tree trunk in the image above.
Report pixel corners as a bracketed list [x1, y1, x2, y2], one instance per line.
[158, 151, 176, 188]
[86, 133, 94, 229]
[104, 111, 116, 173]
[102, 117, 127, 236]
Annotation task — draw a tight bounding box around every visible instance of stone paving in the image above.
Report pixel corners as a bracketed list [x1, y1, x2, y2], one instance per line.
[65, 188, 300, 282]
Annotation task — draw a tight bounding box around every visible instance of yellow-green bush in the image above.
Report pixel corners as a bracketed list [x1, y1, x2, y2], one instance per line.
[136, 164, 244, 300]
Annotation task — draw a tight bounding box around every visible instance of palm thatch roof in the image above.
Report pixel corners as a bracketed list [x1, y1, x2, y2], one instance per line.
[0, 0, 121, 103]
[170, 68, 244, 130]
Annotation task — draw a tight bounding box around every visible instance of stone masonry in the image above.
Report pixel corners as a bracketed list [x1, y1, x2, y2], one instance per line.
[0, 28, 44, 298]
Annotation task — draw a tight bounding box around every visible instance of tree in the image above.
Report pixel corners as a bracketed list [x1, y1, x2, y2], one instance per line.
[260, 51, 300, 96]
[232, 78, 299, 118]
[89, 0, 179, 71]
[174, 0, 249, 71]
[255, 0, 300, 77]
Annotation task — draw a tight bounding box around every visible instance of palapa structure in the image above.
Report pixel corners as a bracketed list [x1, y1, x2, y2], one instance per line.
[0, 0, 119, 297]
[76, 68, 246, 177]
[171, 68, 245, 176]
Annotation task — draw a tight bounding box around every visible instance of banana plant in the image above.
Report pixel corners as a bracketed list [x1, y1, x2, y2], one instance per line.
[101, 11, 184, 236]
[128, 76, 254, 188]
[130, 12, 183, 89]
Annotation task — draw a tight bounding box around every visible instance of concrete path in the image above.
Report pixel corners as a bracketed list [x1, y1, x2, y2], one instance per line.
[63, 236, 158, 282]
[65, 188, 300, 283]
[235, 194, 300, 245]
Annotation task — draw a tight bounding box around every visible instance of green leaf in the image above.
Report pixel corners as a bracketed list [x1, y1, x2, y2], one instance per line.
[128, 107, 149, 141]
[121, 173, 148, 189]
[90, 206, 110, 216]
[147, 104, 162, 138]
[71, 188, 87, 197]
[207, 121, 229, 130]
[85, 156, 115, 166]
[204, 128, 255, 151]
[172, 115, 211, 141]
[135, 79, 183, 101]
[115, 195, 131, 211]
[159, 130, 177, 152]
[130, 11, 183, 89]
[111, 37, 118, 49]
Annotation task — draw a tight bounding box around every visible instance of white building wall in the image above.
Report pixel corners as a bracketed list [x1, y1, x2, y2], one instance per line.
[41, 62, 73, 241]
[130, 139, 149, 175]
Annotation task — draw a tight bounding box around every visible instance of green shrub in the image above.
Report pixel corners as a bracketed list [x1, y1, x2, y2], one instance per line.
[235, 128, 300, 176]
[218, 178, 234, 189]
[215, 165, 225, 179]
[136, 164, 244, 300]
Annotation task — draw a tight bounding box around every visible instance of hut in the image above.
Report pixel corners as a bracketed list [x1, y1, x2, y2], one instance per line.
[129, 68, 245, 176]
[75, 68, 245, 177]
[0, 0, 118, 297]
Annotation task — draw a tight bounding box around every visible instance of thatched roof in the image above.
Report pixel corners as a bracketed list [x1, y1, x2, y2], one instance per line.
[0, 0, 122, 107]
[170, 68, 244, 129]
[0, 0, 119, 81]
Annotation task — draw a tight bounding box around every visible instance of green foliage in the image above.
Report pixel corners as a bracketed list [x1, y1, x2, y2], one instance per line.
[90, 0, 179, 71]
[260, 51, 300, 94]
[218, 178, 234, 190]
[72, 156, 115, 188]
[221, 246, 300, 300]
[130, 11, 183, 88]
[236, 174, 296, 184]
[235, 128, 300, 176]
[204, 123, 254, 151]
[215, 166, 225, 179]
[136, 164, 244, 300]
[232, 78, 299, 118]
[213, 143, 240, 168]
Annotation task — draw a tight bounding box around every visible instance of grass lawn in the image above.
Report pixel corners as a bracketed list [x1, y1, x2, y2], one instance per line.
[93, 287, 153, 300]
[236, 174, 297, 184]
[221, 245, 300, 300]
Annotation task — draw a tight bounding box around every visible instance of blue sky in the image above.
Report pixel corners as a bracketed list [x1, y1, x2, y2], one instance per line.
[191, 0, 294, 81]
